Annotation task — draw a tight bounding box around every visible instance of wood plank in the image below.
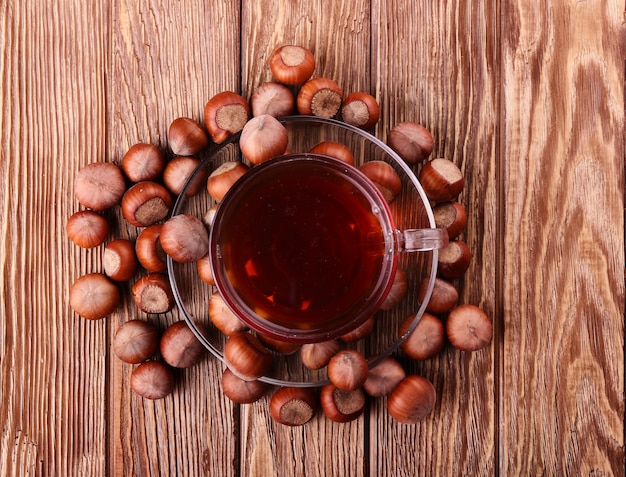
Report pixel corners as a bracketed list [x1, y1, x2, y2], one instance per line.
[0, 0, 109, 475]
[239, 1, 373, 476]
[2, 1, 623, 475]
[370, 0, 499, 475]
[501, 1, 625, 474]
[109, 1, 241, 475]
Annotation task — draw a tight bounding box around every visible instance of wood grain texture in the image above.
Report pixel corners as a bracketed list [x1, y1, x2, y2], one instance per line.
[370, 1, 499, 475]
[501, 1, 625, 474]
[239, 2, 372, 475]
[109, 1, 240, 475]
[241, 1, 372, 97]
[0, 0, 109, 475]
[0, 0, 624, 476]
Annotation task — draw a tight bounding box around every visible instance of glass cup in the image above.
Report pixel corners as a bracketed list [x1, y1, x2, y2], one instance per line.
[168, 115, 446, 386]
[209, 153, 447, 343]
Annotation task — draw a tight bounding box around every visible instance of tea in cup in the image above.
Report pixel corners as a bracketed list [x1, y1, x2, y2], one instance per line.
[209, 153, 447, 343]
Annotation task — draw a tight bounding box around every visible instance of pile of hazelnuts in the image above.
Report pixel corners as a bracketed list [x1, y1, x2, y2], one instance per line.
[67, 45, 492, 426]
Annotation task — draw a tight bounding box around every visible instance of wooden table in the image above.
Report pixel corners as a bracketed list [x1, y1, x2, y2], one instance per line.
[1, 1, 624, 475]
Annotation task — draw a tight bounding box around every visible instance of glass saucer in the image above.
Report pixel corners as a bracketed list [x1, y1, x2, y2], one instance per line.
[166, 115, 439, 387]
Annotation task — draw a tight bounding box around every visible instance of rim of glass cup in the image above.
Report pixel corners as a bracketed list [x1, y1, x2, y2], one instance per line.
[166, 115, 440, 387]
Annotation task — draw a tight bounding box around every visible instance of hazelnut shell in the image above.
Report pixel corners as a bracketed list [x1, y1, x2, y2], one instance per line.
[341, 92, 380, 129]
[204, 91, 250, 144]
[221, 368, 269, 404]
[417, 277, 459, 314]
[69, 273, 120, 320]
[131, 273, 174, 314]
[160, 321, 206, 368]
[269, 387, 319, 426]
[223, 332, 273, 381]
[66, 210, 108, 248]
[399, 313, 445, 361]
[418, 158, 464, 202]
[445, 304, 493, 351]
[387, 375, 436, 424]
[103, 238, 138, 282]
[297, 77, 343, 118]
[160, 214, 209, 263]
[363, 357, 406, 397]
[130, 361, 175, 400]
[387, 122, 434, 165]
[121, 181, 173, 227]
[113, 319, 160, 364]
[269, 45, 315, 86]
[167, 117, 209, 156]
[74, 162, 126, 211]
[320, 385, 366, 423]
[359, 161, 402, 203]
[438, 240, 471, 280]
[300, 340, 340, 370]
[327, 350, 369, 391]
[309, 141, 355, 165]
[432, 201, 467, 240]
[121, 143, 165, 183]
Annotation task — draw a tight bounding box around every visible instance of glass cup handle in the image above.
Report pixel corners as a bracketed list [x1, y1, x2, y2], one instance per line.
[397, 228, 449, 252]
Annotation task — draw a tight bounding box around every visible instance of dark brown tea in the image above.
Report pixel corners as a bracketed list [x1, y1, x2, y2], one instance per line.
[210, 155, 395, 340]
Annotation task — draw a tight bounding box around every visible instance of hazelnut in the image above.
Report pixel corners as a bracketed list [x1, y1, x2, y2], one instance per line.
[339, 316, 375, 343]
[208, 292, 249, 336]
[130, 361, 175, 400]
[359, 161, 402, 203]
[320, 385, 366, 423]
[387, 122, 434, 165]
[74, 162, 126, 211]
[121, 143, 165, 183]
[250, 82, 295, 117]
[387, 375, 436, 424]
[300, 340, 340, 370]
[196, 254, 215, 286]
[399, 313, 445, 360]
[363, 357, 406, 397]
[207, 161, 249, 202]
[340, 92, 380, 129]
[160, 214, 209, 263]
[297, 77, 343, 118]
[309, 141, 354, 165]
[239, 114, 289, 165]
[103, 238, 138, 282]
[256, 334, 301, 355]
[445, 304, 492, 351]
[113, 319, 159, 364]
[417, 277, 458, 314]
[221, 368, 269, 404]
[379, 267, 408, 310]
[160, 320, 206, 368]
[432, 201, 467, 240]
[121, 181, 173, 227]
[223, 331, 273, 381]
[418, 158, 464, 202]
[270, 387, 318, 426]
[203, 91, 250, 144]
[269, 45, 315, 86]
[327, 349, 369, 391]
[167, 117, 209, 156]
[163, 156, 207, 197]
[201, 205, 218, 228]
[69, 273, 120, 320]
[66, 210, 108, 248]
[135, 224, 167, 272]
[131, 273, 174, 314]
[438, 240, 471, 280]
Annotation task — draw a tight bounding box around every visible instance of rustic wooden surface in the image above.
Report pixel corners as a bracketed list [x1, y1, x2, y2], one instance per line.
[1, 0, 624, 475]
